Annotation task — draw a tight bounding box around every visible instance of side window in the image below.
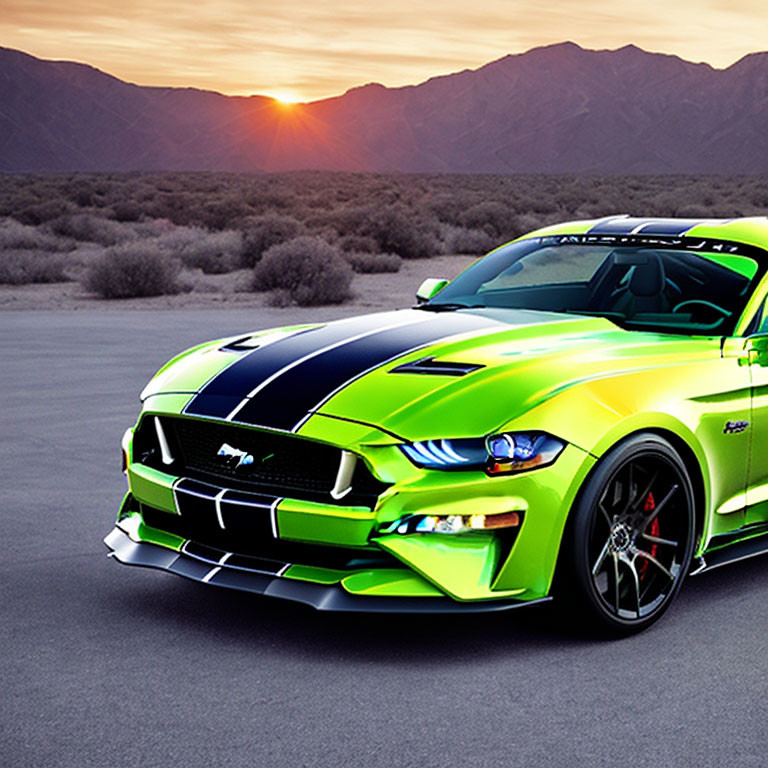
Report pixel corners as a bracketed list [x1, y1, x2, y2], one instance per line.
[759, 310, 768, 334]
[745, 298, 767, 336]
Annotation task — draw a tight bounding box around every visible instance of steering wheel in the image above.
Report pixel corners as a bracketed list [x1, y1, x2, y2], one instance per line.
[672, 300, 731, 317]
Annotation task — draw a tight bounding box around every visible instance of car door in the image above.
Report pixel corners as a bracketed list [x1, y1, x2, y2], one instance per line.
[744, 329, 768, 526]
[691, 337, 750, 539]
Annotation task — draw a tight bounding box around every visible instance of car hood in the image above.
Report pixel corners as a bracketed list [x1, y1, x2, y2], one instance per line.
[147, 308, 713, 440]
[313, 309, 715, 439]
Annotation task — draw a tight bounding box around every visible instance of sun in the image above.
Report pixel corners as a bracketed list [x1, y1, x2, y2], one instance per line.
[269, 92, 300, 106]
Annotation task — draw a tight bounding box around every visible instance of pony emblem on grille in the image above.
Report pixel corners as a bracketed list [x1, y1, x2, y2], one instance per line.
[216, 442, 254, 468]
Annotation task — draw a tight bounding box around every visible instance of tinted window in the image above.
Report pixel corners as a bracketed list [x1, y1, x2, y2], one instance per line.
[427, 239, 762, 335]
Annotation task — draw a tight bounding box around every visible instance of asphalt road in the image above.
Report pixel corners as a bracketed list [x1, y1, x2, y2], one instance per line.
[3, 309, 768, 768]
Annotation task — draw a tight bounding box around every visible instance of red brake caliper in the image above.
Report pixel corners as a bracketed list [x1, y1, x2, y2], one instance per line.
[639, 492, 659, 578]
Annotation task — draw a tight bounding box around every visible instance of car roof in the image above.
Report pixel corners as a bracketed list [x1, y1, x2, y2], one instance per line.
[526, 216, 768, 252]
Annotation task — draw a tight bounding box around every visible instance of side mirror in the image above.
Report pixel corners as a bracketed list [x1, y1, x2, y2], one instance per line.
[747, 333, 768, 367]
[726, 333, 768, 367]
[748, 334, 768, 351]
[416, 278, 449, 304]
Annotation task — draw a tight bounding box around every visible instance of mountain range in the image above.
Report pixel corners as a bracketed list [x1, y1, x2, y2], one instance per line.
[2, 42, 768, 174]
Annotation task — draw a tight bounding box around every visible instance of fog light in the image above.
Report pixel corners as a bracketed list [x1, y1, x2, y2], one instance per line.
[387, 510, 522, 535]
[469, 511, 520, 530]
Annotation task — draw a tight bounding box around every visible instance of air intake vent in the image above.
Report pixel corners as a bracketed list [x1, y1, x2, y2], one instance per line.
[221, 336, 261, 352]
[389, 357, 484, 376]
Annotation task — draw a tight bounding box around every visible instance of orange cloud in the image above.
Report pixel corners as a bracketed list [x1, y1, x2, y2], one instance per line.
[1, 0, 766, 99]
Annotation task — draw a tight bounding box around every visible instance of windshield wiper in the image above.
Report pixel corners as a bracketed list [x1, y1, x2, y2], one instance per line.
[560, 309, 627, 321]
[416, 302, 485, 312]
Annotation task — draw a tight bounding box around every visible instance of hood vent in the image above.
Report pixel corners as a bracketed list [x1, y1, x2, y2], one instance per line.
[221, 336, 262, 352]
[389, 357, 485, 376]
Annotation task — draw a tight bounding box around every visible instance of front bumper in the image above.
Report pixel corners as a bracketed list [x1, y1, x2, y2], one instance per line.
[105, 526, 551, 613]
[114, 406, 596, 606]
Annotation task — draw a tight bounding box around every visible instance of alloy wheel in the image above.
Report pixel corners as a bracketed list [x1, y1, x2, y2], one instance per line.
[587, 451, 692, 622]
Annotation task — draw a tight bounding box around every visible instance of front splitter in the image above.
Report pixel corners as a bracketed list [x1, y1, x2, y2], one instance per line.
[104, 526, 551, 614]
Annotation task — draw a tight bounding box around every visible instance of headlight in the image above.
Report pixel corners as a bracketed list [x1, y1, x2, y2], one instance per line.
[485, 432, 565, 475]
[399, 432, 565, 475]
[400, 438, 487, 469]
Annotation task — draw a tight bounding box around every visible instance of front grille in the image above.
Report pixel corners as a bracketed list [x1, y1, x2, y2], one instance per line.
[133, 415, 389, 508]
[137, 496, 395, 570]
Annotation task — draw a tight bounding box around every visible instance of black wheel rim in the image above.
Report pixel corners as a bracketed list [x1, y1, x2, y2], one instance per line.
[588, 452, 691, 621]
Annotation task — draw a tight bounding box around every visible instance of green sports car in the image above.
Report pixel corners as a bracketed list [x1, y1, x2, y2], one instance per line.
[106, 215, 768, 633]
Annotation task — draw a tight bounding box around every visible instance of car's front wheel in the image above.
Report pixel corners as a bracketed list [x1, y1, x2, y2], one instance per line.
[558, 433, 696, 634]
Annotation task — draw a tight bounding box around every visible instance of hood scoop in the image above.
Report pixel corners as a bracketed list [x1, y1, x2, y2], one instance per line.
[221, 336, 262, 352]
[389, 357, 485, 376]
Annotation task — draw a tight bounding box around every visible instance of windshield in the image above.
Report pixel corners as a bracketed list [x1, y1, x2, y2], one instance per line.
[425, 235, 765, 336]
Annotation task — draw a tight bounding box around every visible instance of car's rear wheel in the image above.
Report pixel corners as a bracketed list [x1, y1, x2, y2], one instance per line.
[559, 433, 696, 634]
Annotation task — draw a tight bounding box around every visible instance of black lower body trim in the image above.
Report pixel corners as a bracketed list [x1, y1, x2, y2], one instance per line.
[104, 526, 551, 614]
[693, 530, 768, 574]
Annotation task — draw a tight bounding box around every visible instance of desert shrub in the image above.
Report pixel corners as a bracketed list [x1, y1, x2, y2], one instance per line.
[427, 191, 482, 225]
[150, 226, 243, 274]
[338, 234, 378, 253]
[243, 189, 293, 213]
[112, 201, 142, 222]
[525, 191, 561, 214]
[240, 214, 304, 267]
[198, 198, 253, 230]
[266, 288, 293, 307]
[512, 213, 546, 237]
[183, 231, 242, 273]
[82, 243, 184, 298]
[300, 210, 339, 232]
[749, 186, 768, 208]
[311, 226, 342, 245]
[460, 201, 516, 240]
[0, 250, 69, 284]
[343, 251, 401, 273]
[573, 201, 624, 219]
[644, 191, 686, 217]
[126, 218, 176, 239]
[325, 203, 439, 259]
[3, 172, 768, 270]
[372, 206, 442, 259]
[443, 225, 495, 255]
[675, 203, 715, 219]
[252, 236, 353, 305]
[66, 180, 97, 207]
[16, 199, 74, 226]
[338, 204, 442, 259]
[49, 213, 129, 245]
[0, 218, 68, 251]
[142, 192, 191, 224]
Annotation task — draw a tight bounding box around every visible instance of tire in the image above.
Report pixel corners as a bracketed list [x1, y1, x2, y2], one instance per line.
[557, 433, 696, 635]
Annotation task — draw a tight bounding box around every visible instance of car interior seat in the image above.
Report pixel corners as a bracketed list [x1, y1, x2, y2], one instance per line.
[611, 253, 670, 316]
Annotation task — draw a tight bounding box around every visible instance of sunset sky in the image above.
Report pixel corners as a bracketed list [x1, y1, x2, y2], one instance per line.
[2, 0, 767, 101]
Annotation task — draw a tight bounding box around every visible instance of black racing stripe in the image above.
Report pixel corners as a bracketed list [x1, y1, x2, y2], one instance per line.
[634, 219, 706, 236]
[183, 395, 246, 419]
[588, 218, 708, 236]
[587, 217, 646, 234]
[232, 313, 503, 431]
[184, 315, 399, 418]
